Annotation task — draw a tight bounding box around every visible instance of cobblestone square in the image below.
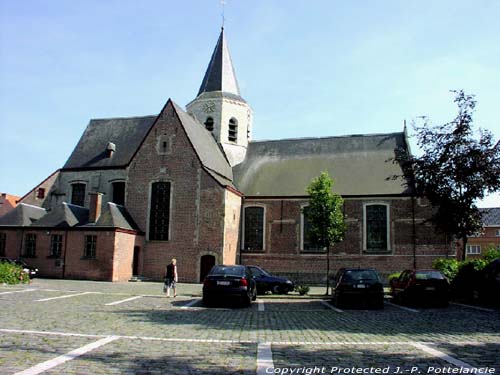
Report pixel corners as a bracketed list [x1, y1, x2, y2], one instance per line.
[0, 279, 498, 374]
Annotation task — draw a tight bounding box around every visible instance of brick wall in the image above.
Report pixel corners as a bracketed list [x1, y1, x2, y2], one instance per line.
[240, 196, 451, 284]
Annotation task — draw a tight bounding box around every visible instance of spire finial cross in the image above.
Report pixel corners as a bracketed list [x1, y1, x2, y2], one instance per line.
[221, 0, 226, 29]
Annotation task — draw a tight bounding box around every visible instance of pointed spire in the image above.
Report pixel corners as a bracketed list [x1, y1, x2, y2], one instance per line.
[197, 28, 241, 97]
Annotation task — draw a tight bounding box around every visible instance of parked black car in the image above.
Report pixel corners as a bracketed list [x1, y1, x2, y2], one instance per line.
[247, 265, 294, 295]
[202, 265, 257, 307]
[332, 268, 384, 309]
[390, 269, 450, 307]
[0, 257, 38, 279]
[473, 259, 500, 307]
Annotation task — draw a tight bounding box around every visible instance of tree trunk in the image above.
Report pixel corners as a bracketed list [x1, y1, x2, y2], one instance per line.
[461, 235, 468, 261]
[325, 244, 330, 295]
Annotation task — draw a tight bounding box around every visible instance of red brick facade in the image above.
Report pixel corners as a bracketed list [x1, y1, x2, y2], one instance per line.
[240, 197, 452, 283]
[126, 101, 240, 283]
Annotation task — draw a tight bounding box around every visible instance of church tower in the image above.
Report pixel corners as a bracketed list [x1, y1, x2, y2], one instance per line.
[186, 28, 252, 166]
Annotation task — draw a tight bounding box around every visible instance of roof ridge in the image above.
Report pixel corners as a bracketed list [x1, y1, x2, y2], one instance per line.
[250, 132, 405, 145]
[89, 115, 157, 122]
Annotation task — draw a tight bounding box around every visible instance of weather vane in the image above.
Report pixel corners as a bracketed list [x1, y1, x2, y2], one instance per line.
[221, 0, 226, 28]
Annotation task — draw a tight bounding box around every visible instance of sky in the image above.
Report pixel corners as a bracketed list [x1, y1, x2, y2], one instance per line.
[1, 0, 499, 206]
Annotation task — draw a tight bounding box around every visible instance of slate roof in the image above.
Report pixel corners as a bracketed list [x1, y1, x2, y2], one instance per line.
[233, 132, 412, 197]
[63, 116, 156, 170]
[480, 207, 500, 226]
[87, 203, 140, 231]
[197, 28, 241, 98]
[171, 101, 234, 184]
[1, 201, 139, 231]
[0, 203, 46, 226]
[30, 203, 88, 228]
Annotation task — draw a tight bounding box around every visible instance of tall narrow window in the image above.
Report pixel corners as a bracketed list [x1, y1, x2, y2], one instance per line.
[149, 182, 171, 241]
[228, 118, 238, 142]
[302, 206, 324, 252]
[204, 117, 214, 131]
[364, 204, 389, 252]
[111, 181, 126, 205]
[0, 233, 6, 256]
[24, 234, 36, 257]
[71, 183, 86, 207]
[243, 206, 264, 251]
[50, 234, 63, 258]
[83, 235, 97, 258]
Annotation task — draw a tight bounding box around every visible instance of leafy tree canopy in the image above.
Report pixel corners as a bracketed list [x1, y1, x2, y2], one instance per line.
[403, 90, 500, 259]
[306, 172, 347, 248]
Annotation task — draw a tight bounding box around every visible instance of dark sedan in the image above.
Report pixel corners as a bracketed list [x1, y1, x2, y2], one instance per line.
[390, 269, 450, 307]
[332, 268, 384, 309]
[202, 265, 257, 307]
[247, 265, 294, 295]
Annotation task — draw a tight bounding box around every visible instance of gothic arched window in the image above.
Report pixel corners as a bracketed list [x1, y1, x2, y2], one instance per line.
[149, 182, 171, 241]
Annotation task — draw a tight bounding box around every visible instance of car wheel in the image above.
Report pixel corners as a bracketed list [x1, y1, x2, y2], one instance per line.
[202, 297, 212, 307]
[272, 285, 282, 294]
[242, 294, 252, 307]
[334, 293, 343, 308]
[251, 287, 257, 301]
[374, 298, 384, 310]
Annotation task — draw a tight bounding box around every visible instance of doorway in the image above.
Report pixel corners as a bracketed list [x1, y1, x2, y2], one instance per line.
[200, 254, 215, 282]
[132, 246, 140, 276]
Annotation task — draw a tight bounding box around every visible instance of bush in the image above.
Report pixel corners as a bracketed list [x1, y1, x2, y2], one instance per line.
[483, 247, 500, 262]
[388, 272, 401, 282]
[295, 285, 310, 296]
[0, 262, 29, 285]
[432, 258, 459, 281]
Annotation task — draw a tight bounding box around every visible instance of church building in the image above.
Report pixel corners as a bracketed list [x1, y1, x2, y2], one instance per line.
[0, 29, 451, 283]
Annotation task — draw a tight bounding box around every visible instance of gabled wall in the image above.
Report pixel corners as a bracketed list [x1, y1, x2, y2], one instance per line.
[126, 101, 233, 282]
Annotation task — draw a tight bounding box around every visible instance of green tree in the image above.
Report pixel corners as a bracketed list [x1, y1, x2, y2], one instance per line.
[306, 172, 347, 294]
[402, 91, 500, 261]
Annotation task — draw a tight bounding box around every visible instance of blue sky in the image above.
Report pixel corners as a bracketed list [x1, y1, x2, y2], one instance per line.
[1, 1, 499, 206]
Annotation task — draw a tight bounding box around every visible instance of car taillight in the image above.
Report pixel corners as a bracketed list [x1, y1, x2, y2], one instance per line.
[203, 279, 212, 287]
[239, 278, 248, 287]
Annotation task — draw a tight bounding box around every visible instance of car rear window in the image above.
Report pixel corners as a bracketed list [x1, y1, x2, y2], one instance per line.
[210, 266, 245, 277]
[415, 271, 445, 280]
[343, 270, 379, 282]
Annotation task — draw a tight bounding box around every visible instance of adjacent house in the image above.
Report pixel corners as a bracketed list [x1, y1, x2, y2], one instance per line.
[466, 207, 500, 258]
[0, 28, 452, 282]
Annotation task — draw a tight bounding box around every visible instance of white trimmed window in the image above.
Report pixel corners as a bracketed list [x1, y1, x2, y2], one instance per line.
[301, 205, 324, 252]
[495, 229, 500, 237]
[466, 245, 481, 255]
[363, 203, 390, 252]
[242, 206, 265, 251]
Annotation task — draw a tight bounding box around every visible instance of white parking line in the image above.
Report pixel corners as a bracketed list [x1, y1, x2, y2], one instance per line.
[0, 288, 37, 295]
[13, 336, 119, 375]
[451, 302, 495, 312]
[385, 301, 419, 313]
[412, 342, 476, 369]
[257, 342, 274, 375]
[36, 291, 96, 302]
[258, 300, 265, 311]
[105, 295, 143, 306]
[320, 300, 344, 313]
[180, 299, 200, 309]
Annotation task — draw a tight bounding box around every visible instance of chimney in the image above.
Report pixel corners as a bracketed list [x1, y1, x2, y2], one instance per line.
[106, 142, 116, 158]
[89, 192, 103, 223]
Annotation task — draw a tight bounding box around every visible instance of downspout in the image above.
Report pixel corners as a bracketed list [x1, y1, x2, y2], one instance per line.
[238, 196, 244, 265]
[62, 229, 69, 279]
[411, 195, 417, 270]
